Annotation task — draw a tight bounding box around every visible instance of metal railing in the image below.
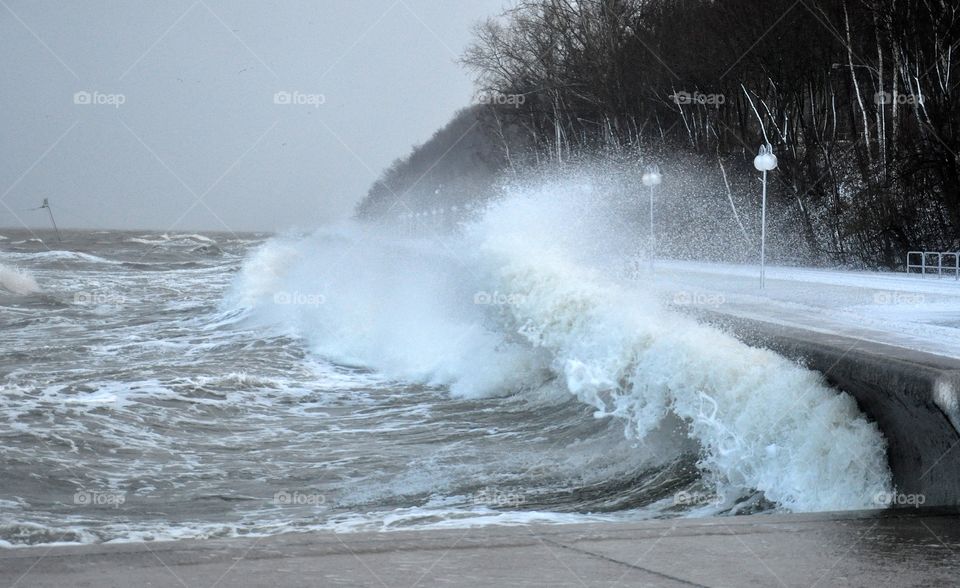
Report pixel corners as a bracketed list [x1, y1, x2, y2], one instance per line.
[907, 251, 960, 279]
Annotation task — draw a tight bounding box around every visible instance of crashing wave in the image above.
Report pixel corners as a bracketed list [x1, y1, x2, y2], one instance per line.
[227, 181, 893, 513]
[0, 263, 41, 295]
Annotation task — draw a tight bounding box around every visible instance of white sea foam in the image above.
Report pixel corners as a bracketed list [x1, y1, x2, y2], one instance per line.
[181, 233, 215, 243]
[128, 233, 216, 246]
[229, 180, 893, 513]
[0, 263, 41, 295]
[472, 191, 892, 510]
[4, 250, 118, 264]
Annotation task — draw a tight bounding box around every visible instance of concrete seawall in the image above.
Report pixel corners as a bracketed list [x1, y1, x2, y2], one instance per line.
[695, 309, 960, 506]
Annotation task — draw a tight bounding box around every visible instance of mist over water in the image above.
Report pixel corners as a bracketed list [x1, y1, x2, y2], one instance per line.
[0, 174, 891, 547]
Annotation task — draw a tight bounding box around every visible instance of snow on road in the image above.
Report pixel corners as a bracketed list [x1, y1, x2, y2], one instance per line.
[654, 260, 960, 359]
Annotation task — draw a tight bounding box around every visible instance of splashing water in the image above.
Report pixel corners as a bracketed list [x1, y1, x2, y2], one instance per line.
[230, 180, 892, 513]
[0, 263, 40, 295]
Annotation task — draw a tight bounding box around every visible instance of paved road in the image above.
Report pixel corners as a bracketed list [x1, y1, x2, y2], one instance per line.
[3, 510, 959, 587]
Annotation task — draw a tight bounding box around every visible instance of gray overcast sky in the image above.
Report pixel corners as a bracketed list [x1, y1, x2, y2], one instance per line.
[0, 0, 506, 231]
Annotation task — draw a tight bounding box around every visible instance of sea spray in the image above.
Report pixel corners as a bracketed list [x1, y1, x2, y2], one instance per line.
[0, 263, 40, 295]
[230, 180, 893, 513]
[470, 187, 892, 511]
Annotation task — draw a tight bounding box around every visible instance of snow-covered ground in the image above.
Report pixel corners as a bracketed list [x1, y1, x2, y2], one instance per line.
[654, 260, 960, 359]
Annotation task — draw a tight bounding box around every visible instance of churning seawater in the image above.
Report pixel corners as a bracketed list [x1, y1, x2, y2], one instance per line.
[0, 186, 893, 546]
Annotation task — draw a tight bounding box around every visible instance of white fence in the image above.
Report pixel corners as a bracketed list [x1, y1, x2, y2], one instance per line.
[907, 251, 960, 279]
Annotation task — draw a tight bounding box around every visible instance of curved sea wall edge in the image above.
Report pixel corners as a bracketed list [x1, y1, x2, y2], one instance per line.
[693, 310, 960, 507]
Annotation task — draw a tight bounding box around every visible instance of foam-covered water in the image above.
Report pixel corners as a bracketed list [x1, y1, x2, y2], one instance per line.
[0, 262, 40, 295]
[0, 184, 892, 547]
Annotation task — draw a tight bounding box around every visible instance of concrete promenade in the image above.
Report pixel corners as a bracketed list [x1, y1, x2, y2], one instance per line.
[2, 510, 960, 587]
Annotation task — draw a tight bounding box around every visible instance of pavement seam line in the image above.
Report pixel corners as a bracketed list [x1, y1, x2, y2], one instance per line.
[541, 538, 709, 588]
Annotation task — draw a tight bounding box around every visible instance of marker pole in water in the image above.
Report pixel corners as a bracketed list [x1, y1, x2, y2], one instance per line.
[40, 198, 62, 242]
[753, 145, 777, 289]
[641, 165, 662, 273]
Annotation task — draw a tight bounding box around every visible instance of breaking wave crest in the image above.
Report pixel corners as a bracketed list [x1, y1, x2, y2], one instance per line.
[0, 263, 40, 295]
[228, 181, 893, 514]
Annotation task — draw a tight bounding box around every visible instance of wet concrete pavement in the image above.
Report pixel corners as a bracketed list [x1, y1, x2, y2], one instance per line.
[2, 509, 959, 587]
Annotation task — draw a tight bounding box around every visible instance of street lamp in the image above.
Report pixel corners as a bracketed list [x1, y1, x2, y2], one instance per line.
[753, 144, 778, 289]
[641, 164, 662, 272]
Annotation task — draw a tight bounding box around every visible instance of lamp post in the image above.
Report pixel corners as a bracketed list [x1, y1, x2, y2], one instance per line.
[641, 164, 662, 272]
[753, 144, 778, 289]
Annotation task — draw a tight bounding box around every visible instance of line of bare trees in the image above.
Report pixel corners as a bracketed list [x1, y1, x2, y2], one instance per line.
[451, 0, 960, 268]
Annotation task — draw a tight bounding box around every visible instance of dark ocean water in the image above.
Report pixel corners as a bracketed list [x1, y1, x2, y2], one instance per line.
[0, 229, 712, 547]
